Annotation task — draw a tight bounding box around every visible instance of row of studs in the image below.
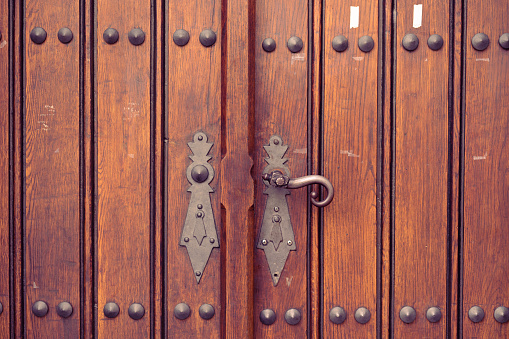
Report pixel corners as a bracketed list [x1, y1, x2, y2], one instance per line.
[173, 302, 215, 320]
[27, 27, 147, 46]
[24, 301, 145, 320]
[259, 308, 302, 326]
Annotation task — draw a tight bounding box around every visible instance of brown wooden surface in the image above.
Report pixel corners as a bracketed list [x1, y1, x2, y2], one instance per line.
[166, 0, 222, 337]
[96, 0, 152, 336]
[322, 0, 379, 337]
[0, 0, 9, 334]
[24, 0, 81, 336]
[253, 0, 309, 337]
[394, 1, 450, 337]
[463, 0, 509, 336]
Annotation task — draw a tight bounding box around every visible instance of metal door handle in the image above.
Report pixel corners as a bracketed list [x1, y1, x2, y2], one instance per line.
[261, 170, 334, 207]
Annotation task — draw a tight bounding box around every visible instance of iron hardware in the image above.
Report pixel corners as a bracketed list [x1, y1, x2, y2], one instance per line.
[468, 305, 484, 323]
[0, 302, 2, 315]
[426, 307, 441, 323]
[174, 303, 191, 320]
[128, 303, 145, 320]
[471, 33, 489, 51]
[427, 34, 443, 51]
[32, 301, 49, 317]
[355, 307, 371, 324]
[494, 306, 509, 323]
[173, 29, 190, 46]
[128, 28, 145, 46]
[287, 36, 303, 53]
[358, 36, 374, 52]
[103, 28, 119, 44]
[57, 28, 73, 44]
[332, 35, 348, 52]
[399, 306, 416, 324]
[56, 301, 73, 318]
[258, 136, 333, 286]
[329, 306, 347, 324]
[499, 33, 509, 50]
[262, 38, 276, 52]
[199, 304, 215, 320]
[180, 132, 219, 283]
[104, 302, 120, 318]
[260, 309, 276, 325]
[199, 29, 217, 47]
[284, 308, 301, 325]
[402, 34, 419, 51]
[30, 27, 47, 44]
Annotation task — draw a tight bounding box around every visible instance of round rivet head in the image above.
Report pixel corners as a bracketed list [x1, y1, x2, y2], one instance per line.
[56, 301, 73, 318]
[191, 165, 209, 183]
[399, 306, 416, 324]
[174, 303, 191, 320]
[355, 307, 371, 324]
[262, 38, 276, 52]
[128, 28, 145, 46]
[103, 28, 119, 44]
[287, 36, 303, 53]
[358, 36, 374, 53]
[472, 33, 490, 51]
[200, 29, 217, 47]
[209, 238, 215, 243]
[499, 33, 509, 50]
[402, 33, 419, 51]
[468, 306, 485, 323]
[173, 29, 190, 46]
[285, 308, 301, 325]
[261, 239, 268, 246]
[57, 27, 73, 44]
[426, 307, 442, 323]
[332, 35, 348, 52]
[128, 303, 145, 320]
[494, 306, 509, 323]
[428, 34, 444, 51]
[32, 301, 49, 317]
[30, 27, 47, 44]
[103, 302, 120, 318]
[329, 306, 346, 324]
[260, 309, 276, 325]
[199, 304, 215, 320]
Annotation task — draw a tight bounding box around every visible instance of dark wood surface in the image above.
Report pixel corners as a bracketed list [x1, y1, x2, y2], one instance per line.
[322, 0, 379, 337]
[463, 0, 509, 336]
[394, 1, 450, 337]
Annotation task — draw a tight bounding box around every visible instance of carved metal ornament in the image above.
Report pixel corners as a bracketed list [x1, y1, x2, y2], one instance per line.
[180, 131, 219, 283]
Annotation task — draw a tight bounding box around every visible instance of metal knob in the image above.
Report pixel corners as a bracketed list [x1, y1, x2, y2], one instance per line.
[262, 170, 334, 207]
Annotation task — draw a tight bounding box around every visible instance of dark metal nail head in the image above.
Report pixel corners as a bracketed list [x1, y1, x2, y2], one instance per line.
[329, 306, 346, 324]
[191, 165, 209, 183]
[468, 306, 485, 323]
[58, 27, 73, 44]
[402, 33, 419, 51]
[128, 303, 145, 320]
[472, 33, 490, 51]
[494, 306, 509, 323]
[199, 29, 217, 47]
[358, 36, 374, 53]
[400, 306, 416, 324]
[104, 302, 120, 318]
[260, 309, 276, 325]
[355, 307, 371, 324]
[103, 28, 119, 44]
[426, 307, 442, 323]
[499, 33, 509, 50]
[199, 304, 215, 320]
[287, 36, 303, 53]
[128, 28, 145, 46]
[173, 29, 190, 46]
[285, 308, 301, 325]
[262, 38, 276, 52]
[427, 34, 444, 51]
[332, 35, 348, 52]
[174, 303, 191, 320]
[32, 301, 49, 317]
[56, 301, 73, 318]
[30, 27, 47, 44]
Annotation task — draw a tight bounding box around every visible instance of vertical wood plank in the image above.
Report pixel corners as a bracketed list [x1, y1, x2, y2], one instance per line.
[24, 0, 81, 336]
[0, 0, 10, 334]
[322, 0, 378, 337]
[393, 1, 450, 337]
[96, 0, 152, 336]
[462, 0, 509, 336]
[165, 0, 222, 337]
[253, 0, 308, 336]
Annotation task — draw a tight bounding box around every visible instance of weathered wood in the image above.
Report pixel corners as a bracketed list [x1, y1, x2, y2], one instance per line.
[462, 0, 509, 336]
[96, 0, 152, 336]
[24, 0, 81, 336]
[322, 0, 379, 337]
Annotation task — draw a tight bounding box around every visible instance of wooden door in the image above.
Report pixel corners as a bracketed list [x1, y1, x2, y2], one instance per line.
[1, 0, 508, 337]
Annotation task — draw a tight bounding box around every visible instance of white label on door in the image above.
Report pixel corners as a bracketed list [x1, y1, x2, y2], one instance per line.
[413, 4, 423, 28]
[350, 6, 360, 28]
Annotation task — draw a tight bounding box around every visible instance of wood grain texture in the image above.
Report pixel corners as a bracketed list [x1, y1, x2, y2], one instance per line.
[462, 0, 509, 336]
[24, 0, 81, 336]
[393, 1, 449, 337]
[96, 0, 152, 336]
[322, 0, 378, 337]
[0, 0, 10, 334]
[165, 0, 222, 337]
[253, 0, 308, 337]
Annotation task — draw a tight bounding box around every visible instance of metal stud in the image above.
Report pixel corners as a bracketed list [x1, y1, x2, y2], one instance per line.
[287, 36, 303, 53]
[329, 306, 346, 324]
[399, 306, 416, 324]
[32, 301, 49, 317]
[30, 27, 47, 44]
[358, 36, 374, 53]
[468, 306, 485, 323]
[128, 28, 145, 46]
[260, 309, 276, 325]
[58, 27, 73, 44]
[199, 304, 215, 320]
[209, 238, 215, 243]
[402, 33, 419, 51]
[199, 29, 217, 47]
[174, 303, 191, 320]
[287, 240, 293, 246]
[427, 34, 444, 51]
[195, 271, 201, 276]
[103, 28, 119, 45]
[261, 239, 268, 246]
[332, 35, 348, 52]
[499, 33, 509, 50]
[285, 308, 301, 325]
[191, 165, 209, 183]
[0, 302, 2, 315]
[355, 307, 371, 324]
[173, 29, 190, 46]
[471, 33, 490, 51]
[426, 307, 442, 323]
[494, 306, 509, 324]
[56, 301, 73, 318]
[262, 38, 276, 52]
[128, 303, 145, 320]
[103, 302, 120, 318]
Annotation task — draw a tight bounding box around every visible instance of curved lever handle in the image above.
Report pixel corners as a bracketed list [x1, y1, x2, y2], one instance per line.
[262, 171, 334, 207]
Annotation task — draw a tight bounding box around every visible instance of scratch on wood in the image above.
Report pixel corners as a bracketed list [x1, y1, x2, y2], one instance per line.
[32, 282, 39, 289]
[123, 102, 140, 121]
[475, 58, 489, 62]
[0, 41, 6, 48]
[286, 276, 293, 287]
[473, 152, 487, 160]
[352, 56, 364, 61]
[293, 148, 307, 154]
[340, 150, 360, 158]
[291, 53, 306, 65]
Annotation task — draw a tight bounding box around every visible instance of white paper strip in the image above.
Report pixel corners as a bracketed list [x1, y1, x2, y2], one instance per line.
[413, 4, 423, 28]
[350, 6, 359, 29]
